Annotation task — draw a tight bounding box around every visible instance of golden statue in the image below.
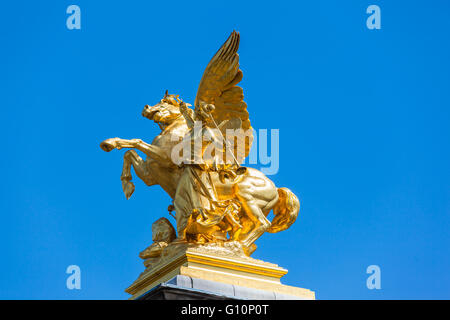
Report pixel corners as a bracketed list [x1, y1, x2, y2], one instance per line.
[100, 31, 299, 258]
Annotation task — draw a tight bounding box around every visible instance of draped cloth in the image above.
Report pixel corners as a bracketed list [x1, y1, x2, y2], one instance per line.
[173, 165, 217, 238]
[172, 120, 241, 240]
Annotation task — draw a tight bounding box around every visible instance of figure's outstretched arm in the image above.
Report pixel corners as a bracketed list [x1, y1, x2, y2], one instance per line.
[179, 101, 195, 129]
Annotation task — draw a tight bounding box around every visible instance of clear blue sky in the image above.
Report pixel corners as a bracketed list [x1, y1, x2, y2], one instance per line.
[1, 1, 449, 299]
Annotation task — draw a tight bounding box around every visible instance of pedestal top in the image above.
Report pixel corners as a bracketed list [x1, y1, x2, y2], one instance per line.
[126, 242, 315, 300]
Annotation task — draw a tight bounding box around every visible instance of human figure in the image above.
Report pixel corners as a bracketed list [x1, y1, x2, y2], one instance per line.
[173, 100, 241, 241]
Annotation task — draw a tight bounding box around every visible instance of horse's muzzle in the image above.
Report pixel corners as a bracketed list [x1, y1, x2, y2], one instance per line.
[142, 106, 158, 120]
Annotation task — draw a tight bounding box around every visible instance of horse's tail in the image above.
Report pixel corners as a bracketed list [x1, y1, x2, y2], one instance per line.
[267, 187, 300, 233]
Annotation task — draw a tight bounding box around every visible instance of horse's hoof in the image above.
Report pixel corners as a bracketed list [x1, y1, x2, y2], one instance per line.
[122, 180, 135, 200]
[100, 138, 118, 152]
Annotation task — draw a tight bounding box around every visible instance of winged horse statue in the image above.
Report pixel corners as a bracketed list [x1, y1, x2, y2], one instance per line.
[100, 31, 299, 256]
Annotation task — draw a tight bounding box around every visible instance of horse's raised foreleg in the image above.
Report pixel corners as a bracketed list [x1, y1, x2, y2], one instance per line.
[101, 138, 174, 167]
[121, 150, 155, 199]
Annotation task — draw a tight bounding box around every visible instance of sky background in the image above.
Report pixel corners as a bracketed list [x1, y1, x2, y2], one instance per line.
[1, 0, 449, 299]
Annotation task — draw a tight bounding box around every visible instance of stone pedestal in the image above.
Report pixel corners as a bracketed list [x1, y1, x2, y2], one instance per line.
[126, 242, 315, 300]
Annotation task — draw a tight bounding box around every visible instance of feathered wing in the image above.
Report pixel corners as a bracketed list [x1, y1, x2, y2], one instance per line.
[195, 31, 253, 163]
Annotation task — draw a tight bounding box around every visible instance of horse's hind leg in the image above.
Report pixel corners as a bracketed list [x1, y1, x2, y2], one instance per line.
[121, 150, 150, 199]
[234, 192, 271, 254]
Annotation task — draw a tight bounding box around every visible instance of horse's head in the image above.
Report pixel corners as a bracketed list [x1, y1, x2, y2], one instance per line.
[142, 90, 191, 127]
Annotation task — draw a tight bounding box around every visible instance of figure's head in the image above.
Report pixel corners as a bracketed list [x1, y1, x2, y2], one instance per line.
[142, 90, 191, 126]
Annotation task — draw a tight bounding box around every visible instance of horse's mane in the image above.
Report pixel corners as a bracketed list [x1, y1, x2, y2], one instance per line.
[160, 91, 194, 119]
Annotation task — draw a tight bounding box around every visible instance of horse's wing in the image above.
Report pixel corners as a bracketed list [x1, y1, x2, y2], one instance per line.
[195, 31, 252, 163]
